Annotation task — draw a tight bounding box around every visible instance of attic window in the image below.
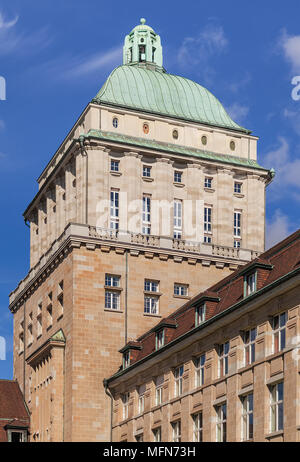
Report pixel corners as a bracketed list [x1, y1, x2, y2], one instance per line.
[244, 272, 256, 297]
[123, 351, 130, 369]
[139, 45, 146, 62]
[156, 329, 165, 350]
[195, 304, 206, 327]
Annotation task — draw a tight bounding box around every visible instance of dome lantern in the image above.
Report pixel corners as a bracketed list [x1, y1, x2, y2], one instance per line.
[123, 18, 163, 70]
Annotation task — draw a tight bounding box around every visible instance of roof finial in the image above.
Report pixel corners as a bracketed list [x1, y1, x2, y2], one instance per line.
[140, 18, 146, 25]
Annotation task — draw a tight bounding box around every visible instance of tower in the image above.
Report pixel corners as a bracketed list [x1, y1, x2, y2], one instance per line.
[9, 19, 272, 441]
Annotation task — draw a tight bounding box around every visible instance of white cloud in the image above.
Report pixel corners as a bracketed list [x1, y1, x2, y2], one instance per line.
[177, 23, 228, 82]
[283, 108, 300, 136]
[264, 137, 300, 200]
[279, 30, 300, 73]
[225, 103, 249, 124]
[0, 11, 18, 30]
[265, 209, 292, 249]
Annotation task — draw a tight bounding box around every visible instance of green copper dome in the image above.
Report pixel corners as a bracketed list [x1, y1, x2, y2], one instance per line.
[92, 65, 250, 133]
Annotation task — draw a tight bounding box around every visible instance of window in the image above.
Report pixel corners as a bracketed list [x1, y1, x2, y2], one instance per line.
[7, 430, 27, 442]
[244, 328, 256, 366]
[204, 177, 212, 189]
[270, 382, 284, 432]
[136, 434, 143, 442]
[37, 303, 42, 338]
[110, 160, 119, 172]
[105, 274, 120, 287]
[27, 324, 33, 346]
[143, 122, 149, 134]
[112, 117, 118, 128]
[201, 135, 207, 146]
[174, 365, 184, 397]
[142, 195, 151, 234]
[216, 403, 227, 442]
[234, 182, 242, 194]
[144, 296, 159, 315]
[110, 189, 119, 230]
[204, 206, 212, 243]
[123, 351, 130, 369]
[194, 354, 206, 387]
[122, 392, 130, 420]
[245, 272, 256, 297]
[143, 166, 151, 178]
[105, 291, 120, 310]
[172, 421, 181, 442]
[234, 239, 241, 248]
[138, 384, 146, 414]
[195, 304, 205, 326]
[272, 312, 287, 354]
[47, 293, 53, 329]
[153, 427, 161, 442]
[57, 281, 64, 318]
[144, 280, 158, 292]
[19, 322, 24, 353]
[234, 210, 242, 241]
[155, 376, 164, 406]
[156, 329, 164, 349]
[173, 199, 182, 239]
[174, 283, 188, 297]
[218, 342, 229, 377]
[193, 412, 203, 442]
[241, 393, 253, 441]
[174, 171, 182, 183]
[172, 129, 178, 140]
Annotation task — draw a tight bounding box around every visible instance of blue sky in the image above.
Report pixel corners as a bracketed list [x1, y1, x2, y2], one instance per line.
[0, 0, 300, 379]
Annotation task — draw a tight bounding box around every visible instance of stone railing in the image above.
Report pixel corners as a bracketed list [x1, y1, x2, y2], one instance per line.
[9, 222, 261, 306]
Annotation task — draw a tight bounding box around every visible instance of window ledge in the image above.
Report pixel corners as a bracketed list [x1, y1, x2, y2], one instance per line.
[142, 177, 154, 182]
[204, 187, 215, 193]
[173, 182, 185, 187]
[104, 308, 123, 314]
[144, 291, 162, 296]
[104, 286, 123, 291]
[110, 171, 122, 176]
[234, 193, 244, 198]
[173, 295, 190, 300]
[143, 313, 162, 318]
[265, 430, 284, 439]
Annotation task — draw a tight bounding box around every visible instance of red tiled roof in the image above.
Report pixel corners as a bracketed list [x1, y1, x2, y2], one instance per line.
[116, 229, 300, 372]
[0, 380, 30, 442]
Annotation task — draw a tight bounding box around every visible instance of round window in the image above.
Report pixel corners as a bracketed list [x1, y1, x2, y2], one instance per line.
[201, 135, 207, 146]
[112, 117, 118, 128]
[143, 123, 149, 134]
[172, 129, 179, 139]
[230, 140, 236, 151]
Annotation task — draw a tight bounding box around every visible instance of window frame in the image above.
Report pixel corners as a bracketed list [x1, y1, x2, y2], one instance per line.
[216, 403, 227, 442]
[194, 353, 206, 388]
[173, 199, 183, 239]
[174, 365, 184, 397]
[105, 290, 120, 310]
[144, 295, 159, 315]
[218, 341, 229, 378]
[174, 283, 188, 297]
[110, 189, 119, 230]
[244, 272, 257, 297]
[192, 412, 203, 442]
[270, 382, 284, 433]
[272, 312, 287, 354]
[243, 328, 256, 366]
[110, 159, 120, 172]
[174, 171, 182, 183]
[156, 329, 165, 350]
[204, 177, 213, 189]
[142, 195, 151, 235]
[195, 304, 206, 327]
[241, 393, 254, 441]
[172, 420, 181, 442]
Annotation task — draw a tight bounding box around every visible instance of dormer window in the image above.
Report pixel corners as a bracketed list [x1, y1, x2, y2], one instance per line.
[195, 304, 206, 327]
[139, 45, 146, 62]
[244, 272, 256, 297]
[156, 329, 164, 350]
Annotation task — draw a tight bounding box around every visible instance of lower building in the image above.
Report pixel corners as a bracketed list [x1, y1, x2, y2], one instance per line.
[0, 380, 30, 442]
[106, 229, 300, 442]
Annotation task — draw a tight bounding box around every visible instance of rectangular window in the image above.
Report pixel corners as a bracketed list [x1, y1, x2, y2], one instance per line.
[174, 283, 188, 297]
[244, 328, 256, 366]
[245, 272, 256, 296]
[105, 291, 120, 310]
[47, 296, 53, 329]
[105, 274, 120, 287]
[241, 393, 254, 441]
[138, 384, 146, 414]
[195, 304, 205, 326]
[195, 354, 206, 388]
[144, 296, 159, 315]
[174, 171, 182, 183]
[234, 182, 242, 194]
[143, 166, 151, 178]
[172, 421, 181, 442]
[270, 382, 284, 432]
[123, 351, 130, 369]
[204, 235, 212, 244]
[173, 199, 182, 239]
[204, 177, 212, 189]
[193, 412, 203, 442]
[110, 189, 119, 230]
[110, 160, 119, 172]
[234, 239, 241, 248]
[156, 330, 164, 349]
[216, 403, 227, 442]
[234, 211, 242, 237]
[27, 324, 33, 346]
[153, 427, 161, 442]
[144, 280, 159, 292]
[204, 206, 212, 243]
[142, 195, 151, 234]
[174, 365, 184, 397]
[37, 304, 42, 338]
[122, 392, 130, 420]
[218, 342, 229, 377]
[57, 281, 64, 318]
[19, 321, 24, 353]
[272, 312, 287, 354]
[155, 375, 164, 406]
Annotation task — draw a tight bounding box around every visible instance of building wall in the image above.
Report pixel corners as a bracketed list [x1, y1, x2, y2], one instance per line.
[109, 284, 300, 442]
